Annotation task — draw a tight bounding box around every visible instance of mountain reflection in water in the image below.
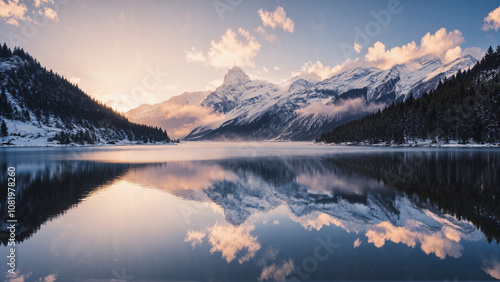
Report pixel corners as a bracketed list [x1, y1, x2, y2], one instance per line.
[0, 146, 499, 281]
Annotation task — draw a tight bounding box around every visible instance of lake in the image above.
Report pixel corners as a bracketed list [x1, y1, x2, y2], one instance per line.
[0, 142, 499, 281]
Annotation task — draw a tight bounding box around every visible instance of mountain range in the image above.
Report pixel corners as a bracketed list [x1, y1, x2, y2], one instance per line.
[0, 45, 170, 146]
[127, 54, 477, 141]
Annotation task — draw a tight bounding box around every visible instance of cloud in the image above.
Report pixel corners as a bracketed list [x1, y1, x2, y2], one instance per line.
[42, 7, 59, 23]
[259, 259, 294, 281]
[292, 60, 345, 81]
[186, 28, 261, 69]
[354, 42, 362, 53]
[0, 0, 27, 25]
[483, 259, 500, 280]
[365, 221, 464, 259]
[183, 223, 261, 264]
[184, 230, 206, 247]
[296, 97, 384, 117]
[353, 238, 362, 248]
[34, 0, 54, 8]
[463, 47, 485, 60]
[255, 26, 278, 43]
[273, 66, 280, 71]
[185, 47, 207, 64]
[365, 28, 477, 69]
[292, 58, 375, 81]
[483, 5, 500, 31]
[258, 6, 294, 33]
[5, 17, 19, 26]
[207, 223, 261, 264]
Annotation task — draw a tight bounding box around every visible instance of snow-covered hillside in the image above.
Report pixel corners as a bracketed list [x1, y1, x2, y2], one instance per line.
[0, 51, 170, 146]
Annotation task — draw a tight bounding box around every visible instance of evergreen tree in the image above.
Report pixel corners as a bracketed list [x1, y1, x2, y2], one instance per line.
[1, 119, 7, 137]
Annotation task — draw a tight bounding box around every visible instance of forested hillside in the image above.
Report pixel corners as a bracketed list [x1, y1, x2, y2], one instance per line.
[318, 46, 500, 145]
[0, 44, 170, 145]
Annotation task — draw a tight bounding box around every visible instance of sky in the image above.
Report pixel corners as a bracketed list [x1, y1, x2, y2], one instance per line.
[1, 0, 500, 112]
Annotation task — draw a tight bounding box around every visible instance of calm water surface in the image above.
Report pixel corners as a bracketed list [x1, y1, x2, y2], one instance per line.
[0, 142, 499, 281]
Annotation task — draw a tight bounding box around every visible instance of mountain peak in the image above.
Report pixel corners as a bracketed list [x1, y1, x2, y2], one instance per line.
[223, 66, 251, 84]
[288, 78, 313, 92]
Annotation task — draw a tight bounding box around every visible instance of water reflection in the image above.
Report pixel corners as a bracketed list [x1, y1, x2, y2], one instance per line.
[0, 147, 499, 281]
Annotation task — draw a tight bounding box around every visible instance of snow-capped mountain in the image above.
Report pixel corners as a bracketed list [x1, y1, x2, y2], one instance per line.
[183, 55, 477, 141]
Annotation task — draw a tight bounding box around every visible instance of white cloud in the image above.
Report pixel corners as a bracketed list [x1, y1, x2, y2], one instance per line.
[366, 221, 464, 259]
[273, 66, 280, 71]
[184, 230, 206, 247]
[463, 47, 485, 60]
[365, 28, 477, 69]
[259, 259, 294, 281]
[296, 97, 384, 117]
[185, 47, 207, 64]
[483, 5, 500, 31]
[5, 17, 19, 26]
[354, 42, 362, 53]
[207, 223, 261, 264]
[353, 238, 362, 248]
[292, 59, 354, 81]
[34, 0, 54, 8]
[258, 6, 294, 33]
[186, 28, 261, 69]
[255, 26, 278, 43]
[0, 0, 27, 25]
[42, 7, 59, 22]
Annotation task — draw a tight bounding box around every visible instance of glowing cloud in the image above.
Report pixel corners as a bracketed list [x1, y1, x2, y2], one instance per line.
[354, 42, 362, 53]
[207, 223, 261, 264]
[255, 26, 278, 43]
[365, 221, 464, 259]
[259, 259, 294, 281]
[186, 28, 261, 69]
[365, 28, 480, 69]
[483, 5, 500, 31]
[184, 230, 207, 247]
[296, 98, 384, 117]
[0, 0, 27, 25]
[293, 60, 346, 81]
[258, 6, 294, 33]
[353, 238, 362, 248]
[183, 223, 261, 264]
[34, 0, 54, 8]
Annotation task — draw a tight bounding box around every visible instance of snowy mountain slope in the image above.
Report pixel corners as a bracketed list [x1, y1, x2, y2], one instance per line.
[0, 50, 170, 146]
[184, 55, 477, 141]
